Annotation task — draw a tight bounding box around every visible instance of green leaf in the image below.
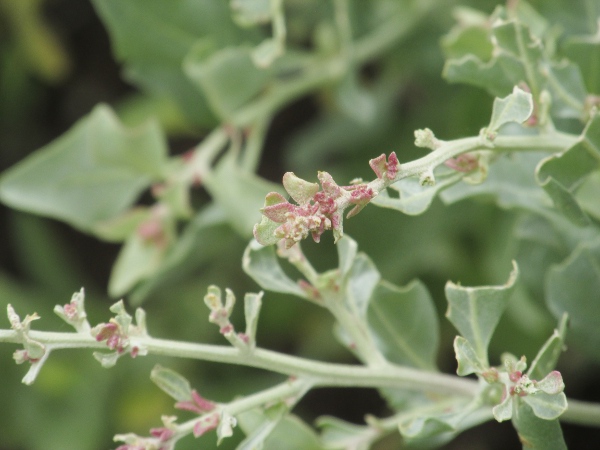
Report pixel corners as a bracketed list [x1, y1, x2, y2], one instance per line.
[0, 105, 167, 232]
[150, 365, 192, 402]
[453, 336, 486, 376]
[316, 416, 376, 450]
[527, 314, 568, 381]
[535, 176, 590, 226]
[91, 0, 257, 126]
[243, 240, 309, 299]
[445, 261, 519, 365]
[238, 409, 323, 450]
[371, 171, 464, 215]
[487, 87, 534, 133]
[236, 403, 287, 450]
[563, 24, 600, 94]
[108, 233, 165, 298]
[576, 171, 600, 220]
[523, 392, 568, 420]
[204, 151, 284, 237]
[336, 236, 358, 279]
[184, 45, 273, 121]
[344, 253, 380, 318]
[512, 403, 567, 450]
[546, 239, 600, 361]
[244, 291, 263, 347]
[367, 280, 439, 370]
[536, 113, 600, 190]
[230, 0, 272, 27]
[398, 414, 455, 440]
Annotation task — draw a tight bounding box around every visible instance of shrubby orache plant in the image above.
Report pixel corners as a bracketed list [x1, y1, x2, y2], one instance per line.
[1, 0, 600, 449]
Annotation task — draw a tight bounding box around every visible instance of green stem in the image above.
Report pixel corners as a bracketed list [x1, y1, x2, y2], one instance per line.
[0, 328, 475, 396]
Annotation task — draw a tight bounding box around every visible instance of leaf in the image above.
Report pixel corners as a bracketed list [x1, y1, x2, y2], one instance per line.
[453, 336, 486, 376]
[371, 171, 464, 215]
[91, 0, 257, 126]
[546, 239, 600, 361]
[445, 261, 519, 365]
[441, 152, 552, 215]
[316, 416, 376, 450]
[150, 365, 192, 402]
[527, 314, 568, 381]
[237, 409, 323, 450]
[535, 176, 590, 226]
[523, 392, 568, 421]
[512, 403, 567, 450]
[487, 87, 533, 132]
[204, 151, 284, 237]
[563, 24, 600, 94]
[367, 280, 439, 370]
[0, 105, 167, 232]
[536, 113, 600, 190]
[184, 45, 273, 121]
[108, 233, 165, 298]
[344, 253, 380, 318]
[230, 0, 272, 27]
[236, 404, 287, 450]
[244, 291, 263, 347]
[336, 236, 358, 279]
[242, 240, 309, 299]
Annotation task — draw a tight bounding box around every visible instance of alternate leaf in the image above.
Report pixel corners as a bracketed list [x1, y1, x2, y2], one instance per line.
[0, 105, 168, 232]
[237, 409, 323, 450]
[445, 261, 519, 365]
[527, 314, 568, 381]
[523, 392, 568, 421]
[367, 280, 439, 370]
[344, 253, 380, 319]
[242, 240, 309, 299]
[316, 416, 376, 450]
[487, 86, 533, 133]
[453, 336, 486, 376]
[512, 403, 567, 450]
[371, 171, 464, 215]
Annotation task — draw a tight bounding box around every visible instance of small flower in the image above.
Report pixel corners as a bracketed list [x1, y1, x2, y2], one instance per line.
[93, 320, 129, 353]
[192, 413, 219, 438]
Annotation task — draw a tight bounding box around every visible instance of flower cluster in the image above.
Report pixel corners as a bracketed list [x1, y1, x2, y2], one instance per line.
[254, 169, 379, 248]
[114, 415, 178, 450]
[488, 355, 566, 422]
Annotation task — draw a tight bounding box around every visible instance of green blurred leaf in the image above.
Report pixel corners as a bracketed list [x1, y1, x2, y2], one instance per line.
[204, 151, 283, 236]
[546, 239, 600, 361]
[0, 105, 168, 232]
[367, 280, 438, 370]
[576, 171, 600, 220]
[535, 176, 590, 226]
[91, 0, 257, 126]
[243, 291, 263, 347]
[230, 0, 272, 27]
[150, 364, 192, 402]
[371, 171, 463, 215]
[336, 236, 358, 280]
[512, 403, 567, 450]
[243, 240, 309, 299]
[445, 262, 518, 365]
[487, 87, 533, 132]
[563, 23, 600, 94]
[108, 233, 165, 298]
[92, 208, 151, 243]
[185, 45, 273, 121]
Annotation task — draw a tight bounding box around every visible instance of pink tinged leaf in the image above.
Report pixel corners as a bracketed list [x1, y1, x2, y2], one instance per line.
[191, 389, 216, 412]
[536, 371, 565, 394]
[193, 414, 219, 437]
[282, 172, 319, 205]
[150, 428, 174, 441]
[369, 153, 387, 179]
[261, 201, 295, 223]
[386, 152, 399, 179]
[263, 191, 288, 207]
[317, 172, 342, 197]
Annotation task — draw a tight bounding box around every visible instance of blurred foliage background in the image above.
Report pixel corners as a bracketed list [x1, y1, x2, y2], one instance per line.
[0, 0, 599, 449]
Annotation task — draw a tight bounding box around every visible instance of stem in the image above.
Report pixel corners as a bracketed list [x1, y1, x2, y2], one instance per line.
[0, 328, 476, 397]
[561, 398, 600, 427]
